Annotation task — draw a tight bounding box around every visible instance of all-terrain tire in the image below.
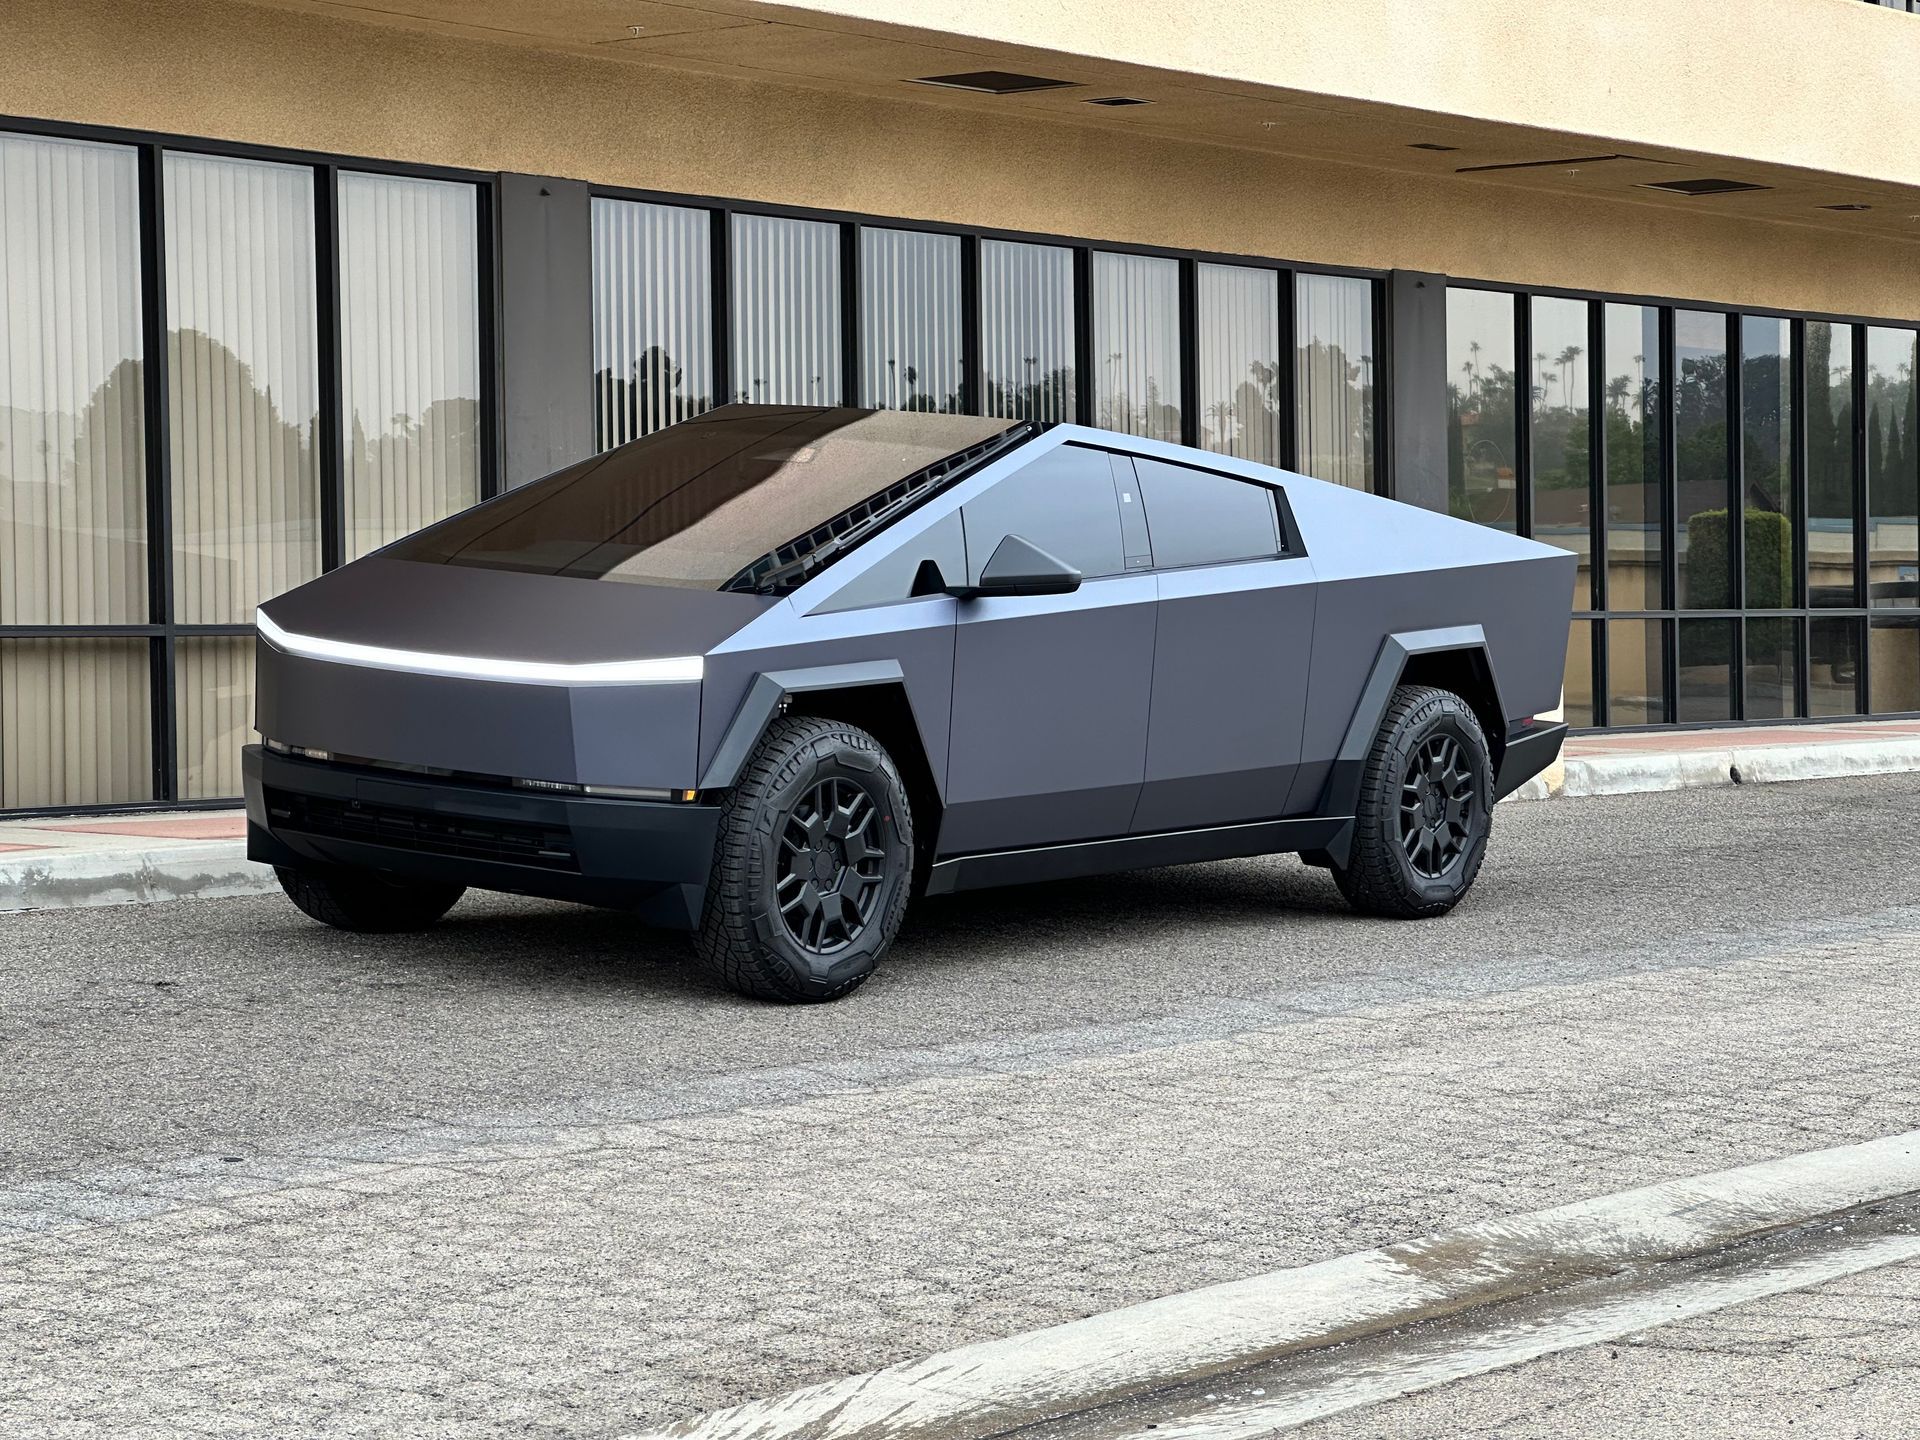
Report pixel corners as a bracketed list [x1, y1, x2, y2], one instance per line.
[274, 865, 465, 933]
[695, 715, 914, 1003]
[1331, 684, 1492, 919]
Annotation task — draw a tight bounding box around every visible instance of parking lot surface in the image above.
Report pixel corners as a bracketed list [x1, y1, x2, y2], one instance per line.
[4, 775, 1919, 1435]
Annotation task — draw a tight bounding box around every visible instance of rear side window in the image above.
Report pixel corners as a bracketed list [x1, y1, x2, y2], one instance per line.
[961, 444, 1125, 583]
[1132, 457, 1281, 569]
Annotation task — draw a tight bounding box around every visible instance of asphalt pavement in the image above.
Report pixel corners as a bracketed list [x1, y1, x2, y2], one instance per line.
[4, 774, 1920, 1435]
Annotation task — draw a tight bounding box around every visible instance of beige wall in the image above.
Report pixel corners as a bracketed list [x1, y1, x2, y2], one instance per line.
[10, 0, 1920, 321]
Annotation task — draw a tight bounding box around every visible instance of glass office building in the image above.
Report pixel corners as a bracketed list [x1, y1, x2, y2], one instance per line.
[2, 0, 1918, 814]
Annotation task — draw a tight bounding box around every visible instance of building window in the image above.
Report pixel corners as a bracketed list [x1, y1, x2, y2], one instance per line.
[1741, 315, 1794, 611]
[979, 238, 1075, 423]
[859, 228, 962, 413]
[591, 197, 711, 451]
[1092, 250, 1181, 442]
[0, 638, 153, 810]
[1446, 288, 1518, 529]
[1807, 321, 1857, 609]
[1865, 326, 1917, 611]
[1675, 310, 1733, 609]
[730, 213, 841, 407]
[339, 171, 482, 560]
[164, 152, 322, 625]
[1195, 263, 1281, 466]
[1603, 304, 1663, 613]
[1530, 295, 1592, 607]
[1296, 272, 1375, 489]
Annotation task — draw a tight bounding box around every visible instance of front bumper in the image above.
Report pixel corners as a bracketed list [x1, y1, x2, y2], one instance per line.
[243, 746, 721, 928]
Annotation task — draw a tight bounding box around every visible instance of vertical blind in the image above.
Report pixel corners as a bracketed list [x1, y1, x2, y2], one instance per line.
[1091, 251, 1181, 442]
[1195, 263, 1281, 465]
[1296, 273, 1375, 492]
[591, 196, 712, 451]
[340, 171, 481, 560]
[164, 151, 321, 624]
[860, 228, 962, 413]
[0, 134, 150, 808]
[730, 214, 841, 407]
[979, 238, 1075, 423]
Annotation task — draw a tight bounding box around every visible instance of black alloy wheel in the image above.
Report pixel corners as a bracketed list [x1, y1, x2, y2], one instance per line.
[1399, 732, 1475, 879]
[775, 776, 889, 953]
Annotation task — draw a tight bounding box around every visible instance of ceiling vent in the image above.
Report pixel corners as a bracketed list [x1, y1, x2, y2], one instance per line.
[1823, 202, 1872, 212]
[912, 71, 1077, 94]
[1457, 153, 1634, 174]
[1408, 142, 1459, 152]
[1638, 177, 1771, 196]
[1085, 95, 1151, 106]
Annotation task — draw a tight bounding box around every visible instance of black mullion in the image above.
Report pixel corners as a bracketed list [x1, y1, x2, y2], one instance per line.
[475, 177, 502, 498]
[960, 233, 981, 416]
[1589, 299, 1607, 615]
[1659, 308, 1679, 721]
[315, 166, 345, 568]
[1073, 247, 1094, 427]
[1726, 311, 1744, 721]
[136, 143, 177, 802]
[840, 222, 860, 407]
[1791, 317, 1810, 716]
[1279, 269, 1300, 474]
[710, 209, 731, 406]
[1178, 258, 1199, 448]
[1367, 275, 1385, 495]
[1515, 293, 1534, 540]
[1592, 615, 1610, 728]
[1854, 324, 1871, 709]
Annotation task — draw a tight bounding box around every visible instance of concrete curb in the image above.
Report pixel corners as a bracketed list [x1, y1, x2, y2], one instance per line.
[1504, 736, 1920, 803]
[628, 1130, 1920, 1440]
[0, 842, 276, 914]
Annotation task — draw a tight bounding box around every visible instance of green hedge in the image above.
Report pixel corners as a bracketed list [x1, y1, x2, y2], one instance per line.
[1684, 508, 1793, 610]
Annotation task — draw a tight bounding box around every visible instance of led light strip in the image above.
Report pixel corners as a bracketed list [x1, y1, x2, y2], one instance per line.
[255, 611, 703, 686]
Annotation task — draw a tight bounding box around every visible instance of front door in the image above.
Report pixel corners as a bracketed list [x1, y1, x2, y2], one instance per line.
[940, 444, 1157, 855]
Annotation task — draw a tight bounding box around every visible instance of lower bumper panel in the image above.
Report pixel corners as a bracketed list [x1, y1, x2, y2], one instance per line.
[243, 746, 720, 928]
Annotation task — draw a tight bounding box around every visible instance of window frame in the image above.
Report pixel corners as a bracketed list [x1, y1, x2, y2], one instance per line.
[1114, 452, 1296, 573]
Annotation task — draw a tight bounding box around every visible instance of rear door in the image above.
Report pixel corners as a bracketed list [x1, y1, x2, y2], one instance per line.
[1126, 455, 1317, 832]
[940, 444, 1157, 854]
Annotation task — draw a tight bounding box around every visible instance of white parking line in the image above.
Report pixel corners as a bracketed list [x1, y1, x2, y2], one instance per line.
[627, 1130, 1920, 1440]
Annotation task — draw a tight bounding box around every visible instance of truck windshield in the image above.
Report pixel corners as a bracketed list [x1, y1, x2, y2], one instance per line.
[389, 404, 1017, 590]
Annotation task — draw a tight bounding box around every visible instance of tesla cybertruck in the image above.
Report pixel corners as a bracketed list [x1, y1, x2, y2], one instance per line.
[246, 404, 1575, 1001]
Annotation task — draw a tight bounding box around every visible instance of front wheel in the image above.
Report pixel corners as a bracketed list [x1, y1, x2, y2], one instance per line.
[695, 716, 915, 1003]
[1332, 684, 1492, 919]
[275, 864, 465, 933]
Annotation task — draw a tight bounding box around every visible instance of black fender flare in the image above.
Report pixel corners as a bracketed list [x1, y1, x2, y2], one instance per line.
[698, 659, 910, 792]
[1317, 625, 1505, 868]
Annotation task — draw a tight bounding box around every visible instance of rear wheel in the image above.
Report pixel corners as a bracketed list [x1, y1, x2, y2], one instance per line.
[275, 864, 464, 933]
[1332, 684, 1492, 919]
[695, 716, 914, 1003]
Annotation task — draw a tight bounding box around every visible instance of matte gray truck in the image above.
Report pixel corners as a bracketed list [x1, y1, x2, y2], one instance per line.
[246, 403, 1575, 1001]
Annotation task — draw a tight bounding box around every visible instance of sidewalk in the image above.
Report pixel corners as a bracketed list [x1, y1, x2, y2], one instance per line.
[3, 718, 1917, 913]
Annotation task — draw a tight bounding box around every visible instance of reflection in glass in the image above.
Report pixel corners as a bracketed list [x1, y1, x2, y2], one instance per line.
[1676, 617, 1735, 722]
[1196, 263, 1281, 465]
[1675, 311, 1732, 609]
[1530, 296, 1591, 606]
[860, 228, 961, 413]
[1296, 273, 1375, 490]
[340, 172, 481, 559]
[980, 238, 1074, 422]
[1869, 618, 1920, 713]
[1744, 617, 1798, 720]
[1446, 288, 1518, 529]
[0, 132, 148, 625]
[1741, 316, 1794, 610]
[1866, 326, 1917, 610]
[177, 635, 254, 800]
[1809, 616, 1861, 717]
[1563, 620, 1594, 727]
[1603, 304, 1662, 610]
[1092, 252, 1181, 442]
[1607, 619, 1665, 726]
[730, 214, 841, 408]
[0, 638, 152, 808]
[165, 152, 320, 624]
[1807, 322, 1856, 609]
[592, 197, 711, 451]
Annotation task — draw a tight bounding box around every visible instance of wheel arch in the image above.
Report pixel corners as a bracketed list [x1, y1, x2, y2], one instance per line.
[1316, 627, 1508, 867]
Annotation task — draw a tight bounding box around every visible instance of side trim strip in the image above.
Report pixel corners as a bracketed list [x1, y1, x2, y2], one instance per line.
[924, 814, 1346, 896]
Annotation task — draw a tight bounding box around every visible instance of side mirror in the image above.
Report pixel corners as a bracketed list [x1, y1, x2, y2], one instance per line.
[949, 533, 1082, 599]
